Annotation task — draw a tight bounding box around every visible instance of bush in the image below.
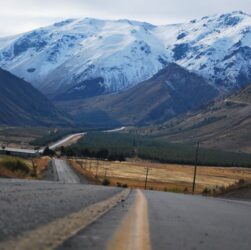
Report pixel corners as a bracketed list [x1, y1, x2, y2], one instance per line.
[168, 187, 182, 193]
[219, 186, 226, 193]
[96, 149, 109, 159]
[43, 147, 55, 157]
[238, 179, 245, 185]
[1, 157, 30, 173]
[122, 184, 128, 188]
[102, 178, 110, 186]
[202, 187, 211, 195]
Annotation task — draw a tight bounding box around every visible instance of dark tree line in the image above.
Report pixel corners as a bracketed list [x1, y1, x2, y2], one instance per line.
[61, 146, 126, 161]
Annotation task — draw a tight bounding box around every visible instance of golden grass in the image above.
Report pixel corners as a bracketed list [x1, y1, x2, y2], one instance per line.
[33, 156, 50, 179]
[70, 158, 251, 194]
[0, 156, 33, 178]
[0, 165, 27, 178]
[0, 156, 50, 179]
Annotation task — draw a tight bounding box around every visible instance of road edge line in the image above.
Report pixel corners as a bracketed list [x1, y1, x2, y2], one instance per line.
[0, 189, 130, 250]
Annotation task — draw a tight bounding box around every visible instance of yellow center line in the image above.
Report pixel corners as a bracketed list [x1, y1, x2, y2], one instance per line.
[107, 189, 151, 250]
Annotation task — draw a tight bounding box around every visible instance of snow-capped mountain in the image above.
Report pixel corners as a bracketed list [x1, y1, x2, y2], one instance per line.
[0, 11, 250, 97]
[156, 11, 251, 91]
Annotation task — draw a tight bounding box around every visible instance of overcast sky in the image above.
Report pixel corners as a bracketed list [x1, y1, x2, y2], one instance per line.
[0, 0, 251, 36]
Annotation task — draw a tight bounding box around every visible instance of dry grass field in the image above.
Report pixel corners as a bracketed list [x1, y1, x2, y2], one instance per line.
[33, 157, 50, 179]
[0, 156, 33, 178]
[70, 158, 251, 194]
[0, 155, 50, 179]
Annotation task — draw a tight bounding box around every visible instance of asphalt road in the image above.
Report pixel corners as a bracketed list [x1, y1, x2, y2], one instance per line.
[146, 191, 251, 250]
[48, 133, 86, 150]
[52, 158, 82, 184]
[0, 179, 250, 250]
[0, 179, 124, 249]
[2, 127, 125, 155]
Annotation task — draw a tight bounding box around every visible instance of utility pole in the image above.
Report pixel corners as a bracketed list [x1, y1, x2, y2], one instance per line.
[192, 142, 200, 195]
[144, 167, 149, 190]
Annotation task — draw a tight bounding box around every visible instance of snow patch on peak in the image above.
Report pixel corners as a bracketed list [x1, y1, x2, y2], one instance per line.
[0, 12, 251, 96]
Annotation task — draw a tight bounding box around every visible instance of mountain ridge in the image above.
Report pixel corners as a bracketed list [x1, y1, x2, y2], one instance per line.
[56, 63, 218, 126]
[0, 67, 71, 126]
[139, 83, 251, 153]
[0, 11, 250, 98]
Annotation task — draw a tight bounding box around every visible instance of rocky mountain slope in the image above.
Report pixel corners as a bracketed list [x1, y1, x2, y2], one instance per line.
[140, 83, 251, 153]
[0, 11, 250, 98]
[56, 63, 218, 125]
[0, 68, 71, 126]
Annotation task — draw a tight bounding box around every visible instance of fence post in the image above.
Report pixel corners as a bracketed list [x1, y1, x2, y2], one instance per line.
[144, 167, 149, 190]
[95, 159, 99, 178]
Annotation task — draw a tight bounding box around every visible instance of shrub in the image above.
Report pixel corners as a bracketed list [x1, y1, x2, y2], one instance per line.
[122, 184, 128, 188]
[238, 179, 245, 185]
[102, 178, 110, 186]
[202, 187, 211, 195]
[43, 147, 55, 157]
[1, 157, 30, 173]
[219, 186, 226, 193]
[169, 187, 182, 193]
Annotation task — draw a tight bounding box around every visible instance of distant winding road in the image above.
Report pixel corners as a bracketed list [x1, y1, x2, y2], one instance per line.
[48, 133, 86, 150]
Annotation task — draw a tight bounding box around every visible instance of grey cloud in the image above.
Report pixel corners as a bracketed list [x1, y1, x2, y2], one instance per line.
[0, 0, 251, 36]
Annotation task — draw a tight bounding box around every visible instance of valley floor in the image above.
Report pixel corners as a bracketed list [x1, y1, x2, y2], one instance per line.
[69, 158, 251, 194]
